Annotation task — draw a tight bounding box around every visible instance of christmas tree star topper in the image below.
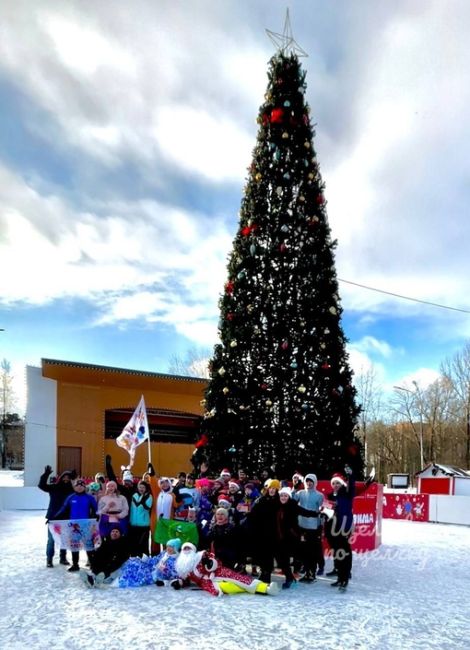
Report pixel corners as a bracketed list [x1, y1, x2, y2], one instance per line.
[266, 8, 308, 58]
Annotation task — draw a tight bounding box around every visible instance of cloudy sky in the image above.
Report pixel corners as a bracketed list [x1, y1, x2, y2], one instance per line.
[2, 0, 470, 412]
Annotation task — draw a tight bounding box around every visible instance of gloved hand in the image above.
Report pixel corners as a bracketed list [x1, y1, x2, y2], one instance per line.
[44, 465, 53, 475]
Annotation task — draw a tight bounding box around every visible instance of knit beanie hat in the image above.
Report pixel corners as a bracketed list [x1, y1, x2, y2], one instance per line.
[266, 479, 281, 491]
[331, 473, 347, 487]
[304, 473, 318, 485]
[122, 470, 133, 483]
[166, 538, 182, 553]
[279, 487, 292, 497]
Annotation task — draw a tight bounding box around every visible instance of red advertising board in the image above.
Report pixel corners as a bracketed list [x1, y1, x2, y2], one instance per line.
[317, 481, 382, 553]
[382, 492, 429, 522]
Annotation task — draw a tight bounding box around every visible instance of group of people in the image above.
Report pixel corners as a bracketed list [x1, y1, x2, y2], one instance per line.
[39, 458, 358, 595]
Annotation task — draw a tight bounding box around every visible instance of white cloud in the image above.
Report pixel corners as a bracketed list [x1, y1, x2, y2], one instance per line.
[153, 106, 253, 183]
[0, 162, 229, 342]
[392, 368, 442, 393]
[349, 336, 395, 360]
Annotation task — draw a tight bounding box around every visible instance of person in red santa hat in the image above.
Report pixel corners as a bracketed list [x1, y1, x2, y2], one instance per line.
[174, 542, 280, 597]
[326, 465, 355, 592]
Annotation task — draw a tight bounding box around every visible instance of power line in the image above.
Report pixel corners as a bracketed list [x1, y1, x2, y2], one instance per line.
[338, 278, 470, 315]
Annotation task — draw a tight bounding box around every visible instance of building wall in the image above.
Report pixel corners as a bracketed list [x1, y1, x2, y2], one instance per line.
[24, 366, 57, 486]
[454, 478, 470, 496]
[55, 375, 205, 479]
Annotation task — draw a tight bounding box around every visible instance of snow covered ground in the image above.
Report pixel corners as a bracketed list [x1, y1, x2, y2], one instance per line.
[0, 509, 468, 650]
[0, 469, 24, 487]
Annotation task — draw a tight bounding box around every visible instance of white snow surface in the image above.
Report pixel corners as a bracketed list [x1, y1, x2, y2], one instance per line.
[0, 511, 468, 650]
[0, 469, 24, 486]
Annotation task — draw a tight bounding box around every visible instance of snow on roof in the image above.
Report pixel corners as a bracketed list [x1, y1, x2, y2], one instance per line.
[416, 463, 470, 477]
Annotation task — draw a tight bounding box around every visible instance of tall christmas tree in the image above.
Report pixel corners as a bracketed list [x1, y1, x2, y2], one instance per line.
[198, 19, 363, 479]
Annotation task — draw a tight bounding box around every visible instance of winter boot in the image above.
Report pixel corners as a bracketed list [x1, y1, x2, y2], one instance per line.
[155, 580, 165, 587]
[267, 581, 280, 596]
[68, 564, 80, 572]
[46, 559, 53, 568]
[299, 572, 314, 583]
[80, 570, 95, 588]
[59, 551, 70, 566]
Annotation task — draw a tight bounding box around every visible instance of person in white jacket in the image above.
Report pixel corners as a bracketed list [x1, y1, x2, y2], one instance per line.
[97, 480, 129, 538]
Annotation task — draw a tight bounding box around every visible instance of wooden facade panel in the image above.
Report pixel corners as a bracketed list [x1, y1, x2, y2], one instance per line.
[49, 360, 206, 479]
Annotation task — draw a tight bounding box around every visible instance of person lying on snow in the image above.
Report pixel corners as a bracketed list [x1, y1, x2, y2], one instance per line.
[173, 542, 279, 596]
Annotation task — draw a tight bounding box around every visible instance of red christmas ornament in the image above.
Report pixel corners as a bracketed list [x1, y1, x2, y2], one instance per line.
[280, 243, 287, 253]
[262, 113, 270, 126]
[348, 442, 359, 456]
[281, 340, 289, 350]
[195, 434, 209, 449]
[322, 362, 331, 371]
[225, 280, 234, 295]
[226, 312, 234, 321]
[270, 108, 284, 123]
[316, 194, 325, 205]
[261, 383, 268, 390]
[241, 224, 257, 237]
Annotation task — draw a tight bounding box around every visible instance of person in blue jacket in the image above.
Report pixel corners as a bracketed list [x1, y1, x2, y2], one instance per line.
[292, 473, 324, 582]
[328, 465, 355, 592]
[38, 465, 75, 568]
[54, 477, 98, 572]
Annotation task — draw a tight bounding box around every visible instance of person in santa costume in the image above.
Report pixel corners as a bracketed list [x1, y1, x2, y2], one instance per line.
[174, 542, 279, 597]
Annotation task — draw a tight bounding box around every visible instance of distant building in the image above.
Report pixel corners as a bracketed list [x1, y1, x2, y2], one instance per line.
[416, 463, 470, 496]
[24, 359, 208, 486]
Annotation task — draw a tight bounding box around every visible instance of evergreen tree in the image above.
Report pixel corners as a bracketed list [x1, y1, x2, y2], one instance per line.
[198, 49, 363, 480]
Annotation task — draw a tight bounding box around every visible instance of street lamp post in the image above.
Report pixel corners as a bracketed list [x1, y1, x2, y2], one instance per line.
[394, 383, 425, 470]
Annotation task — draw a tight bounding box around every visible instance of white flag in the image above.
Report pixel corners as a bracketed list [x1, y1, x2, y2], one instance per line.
[116, 395, 149, 467]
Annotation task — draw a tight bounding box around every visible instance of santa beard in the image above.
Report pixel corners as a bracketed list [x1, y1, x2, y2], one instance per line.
[175, 549, 204, 578]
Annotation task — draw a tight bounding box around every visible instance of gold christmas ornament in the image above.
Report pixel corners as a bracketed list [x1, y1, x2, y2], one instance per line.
[222, 387, 230, 395]
[218, 367, 226, 376]
[298, 385, 307, 393]
[304, 141, 311, 149]
[255, 172, 262, 182]
[266, 399, 273, 407]
[282, 131, 289, 139]
[329, 306, 337, 315]
[230, 340, 238, 348]
[200, 399, 207, 406]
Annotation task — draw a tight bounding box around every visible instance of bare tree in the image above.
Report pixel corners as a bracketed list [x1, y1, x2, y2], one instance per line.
[354, 365, 384, 471]
[441, 342, 470, 467]
[1, 359, 16, 468]
[167, 347, 211, 379]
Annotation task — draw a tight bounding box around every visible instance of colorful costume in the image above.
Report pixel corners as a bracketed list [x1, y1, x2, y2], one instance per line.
[175, 543, 279, 597]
